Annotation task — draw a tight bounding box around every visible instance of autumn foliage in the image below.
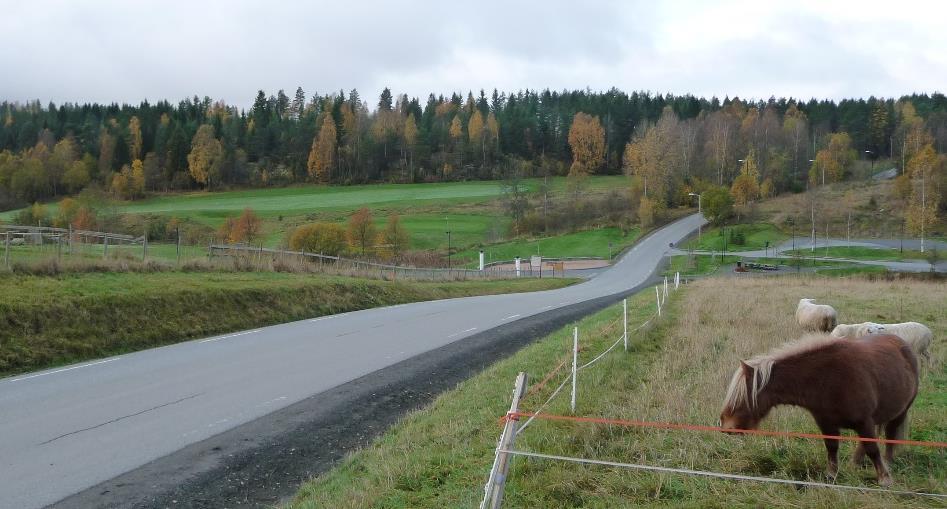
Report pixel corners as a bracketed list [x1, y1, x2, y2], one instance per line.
[567, 112, 605, 176]
[219, 208, 262, 244]
[347, 207, 376, 255]
[289, 223, 347, 256]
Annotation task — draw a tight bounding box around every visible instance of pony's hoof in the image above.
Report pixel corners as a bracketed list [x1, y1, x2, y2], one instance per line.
[826, 467, 838, 482]
[878, 475, 893, 487]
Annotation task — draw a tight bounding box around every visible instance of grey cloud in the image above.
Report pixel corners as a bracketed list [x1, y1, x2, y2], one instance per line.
[1, 0, 943, 107]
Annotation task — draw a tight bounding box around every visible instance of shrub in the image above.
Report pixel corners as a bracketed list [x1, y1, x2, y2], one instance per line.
[290, 223, 348, 256]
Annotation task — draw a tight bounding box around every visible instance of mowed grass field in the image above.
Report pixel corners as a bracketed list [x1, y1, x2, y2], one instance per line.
[0, 176, 628, 226]
[785, 245, 929, 262]
[453, 227, 641, 266]
[288, 277, 946, 508]
[0, 176, 632, 258]
[681, 222, 787, 252]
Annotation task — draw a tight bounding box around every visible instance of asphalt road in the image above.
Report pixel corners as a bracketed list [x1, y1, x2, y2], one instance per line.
[0, 213, 704, 509]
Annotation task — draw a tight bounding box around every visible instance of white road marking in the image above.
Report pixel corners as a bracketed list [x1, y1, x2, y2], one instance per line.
[447, 326, 478, 338]
[200, 329, 260, 343]
[8, 357, 121, 382]
[541, 305, 553, 310]
[502, 314, 521, 320]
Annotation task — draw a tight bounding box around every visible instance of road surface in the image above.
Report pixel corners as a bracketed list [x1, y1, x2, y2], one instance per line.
[0, 213, 705, 509]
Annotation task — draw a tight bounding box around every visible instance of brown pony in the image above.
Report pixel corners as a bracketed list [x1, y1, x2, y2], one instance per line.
[720, 334, 918, 486]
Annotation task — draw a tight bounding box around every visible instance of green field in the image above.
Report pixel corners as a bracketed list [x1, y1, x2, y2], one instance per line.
[454, 227, 641, 267]
[288, 278, 946, 508]
[785, 245, 928, 262]
[665, 254, 741, 276]
[0, 271, 575, 376]
[2, 176, 632, 259]
[1, 177, 628, 226]
[682, 222, 787, 252]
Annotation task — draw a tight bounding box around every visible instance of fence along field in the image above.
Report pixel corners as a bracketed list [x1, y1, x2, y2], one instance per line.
[495, 277, 946, 508]
[287, 276, 945, 508]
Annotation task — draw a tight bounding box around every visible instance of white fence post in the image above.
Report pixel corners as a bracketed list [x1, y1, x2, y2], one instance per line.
[675, 271, 680, 289]
[656, 286, 662, 316]
[571, 327, 578, 414]
[623, 298, 628, 352]
[663, 276, 669, 303]
[480, 372, 528, 509]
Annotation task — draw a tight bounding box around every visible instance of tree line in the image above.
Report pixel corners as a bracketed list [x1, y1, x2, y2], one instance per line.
[1, 88, 946, 210]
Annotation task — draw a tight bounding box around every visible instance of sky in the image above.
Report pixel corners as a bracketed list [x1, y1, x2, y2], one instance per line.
[3, 0, 946, 109]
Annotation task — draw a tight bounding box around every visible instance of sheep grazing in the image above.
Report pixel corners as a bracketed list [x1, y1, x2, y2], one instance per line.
[831, 321, 932, 363]
[830, 322, 881, 339]
[796, 298, 838, 332]
[870, 322, 932, 363]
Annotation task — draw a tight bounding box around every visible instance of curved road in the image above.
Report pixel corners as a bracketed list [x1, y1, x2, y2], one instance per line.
[0, 213, 705, 509]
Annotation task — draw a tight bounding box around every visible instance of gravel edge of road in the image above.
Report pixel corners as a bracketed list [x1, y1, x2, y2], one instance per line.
[52, 273, 665, 509]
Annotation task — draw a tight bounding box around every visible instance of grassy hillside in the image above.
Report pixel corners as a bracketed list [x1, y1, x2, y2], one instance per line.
[454, 227, 641, 266]
[681, 222, 787, 252]
[288, 277, 946, 508]
[0, 272, 574, 377]
[1, 177, 627, 226]
[1, 176, 635, 261]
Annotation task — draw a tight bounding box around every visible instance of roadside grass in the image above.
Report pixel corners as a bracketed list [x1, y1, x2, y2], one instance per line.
[682, 222, 787, 252]
[664, 255, 854, 277]
[784, 245, 927, 262]
[454, 227, 641, 267]
[665, 255, 741, 276]
[288, 287, 666, 509]
[288, 277, 946, 508]
[815, 265, 891, 277]
[0, 272, 575, 377]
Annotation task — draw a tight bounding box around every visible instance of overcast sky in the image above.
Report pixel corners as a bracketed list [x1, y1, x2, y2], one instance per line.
[4, 0, 946, 108]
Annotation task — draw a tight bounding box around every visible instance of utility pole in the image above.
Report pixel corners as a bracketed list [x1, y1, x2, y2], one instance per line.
[810, 198, 816, 252]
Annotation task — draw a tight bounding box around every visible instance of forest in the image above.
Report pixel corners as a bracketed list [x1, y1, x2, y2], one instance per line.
[1, 88, 946, 219]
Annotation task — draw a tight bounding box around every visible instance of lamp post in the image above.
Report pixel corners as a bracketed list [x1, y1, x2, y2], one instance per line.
[688, 192, 702, 242]
[865, 150, 874, 172]
[808, 159, 821, 186]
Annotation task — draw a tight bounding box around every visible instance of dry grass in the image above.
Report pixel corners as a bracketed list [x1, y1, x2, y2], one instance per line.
[508, 276, 946, 508]
[288, 276, 946, 508]
[758, 180, 944, 239]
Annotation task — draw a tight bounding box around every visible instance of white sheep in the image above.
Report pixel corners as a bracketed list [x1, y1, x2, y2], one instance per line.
[796, 298, 838, 333]
[830, 322, 882, 339]
[867, 322, 933, 363]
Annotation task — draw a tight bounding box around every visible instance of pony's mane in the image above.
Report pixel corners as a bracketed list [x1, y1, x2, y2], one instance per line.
[723, 335, 842, 412]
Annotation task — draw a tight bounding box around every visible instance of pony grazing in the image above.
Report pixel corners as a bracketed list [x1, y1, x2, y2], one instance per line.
[795, 298, 838, 332]
[720, 334, 918, 486]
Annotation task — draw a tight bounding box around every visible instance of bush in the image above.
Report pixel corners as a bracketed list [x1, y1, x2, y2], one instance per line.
[290, 223, 348, 256]
[702, 186, 734, 225]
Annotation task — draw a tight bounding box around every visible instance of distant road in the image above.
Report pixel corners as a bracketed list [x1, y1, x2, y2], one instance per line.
[0, 213, 705, 509]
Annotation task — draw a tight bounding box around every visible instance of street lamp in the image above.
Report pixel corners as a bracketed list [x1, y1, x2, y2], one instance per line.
[865, 150, 874, 171]
[688, 192, 702, 243]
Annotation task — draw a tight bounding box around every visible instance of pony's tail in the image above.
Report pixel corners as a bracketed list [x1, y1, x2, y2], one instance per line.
[893, 410, 910, 442]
